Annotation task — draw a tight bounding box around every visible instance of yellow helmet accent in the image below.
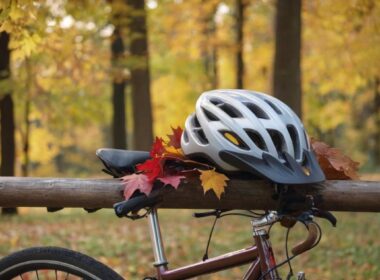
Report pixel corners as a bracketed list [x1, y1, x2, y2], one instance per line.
[223, 132, 240, 146]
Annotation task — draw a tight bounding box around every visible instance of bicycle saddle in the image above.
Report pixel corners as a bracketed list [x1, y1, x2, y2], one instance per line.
[96, 148, 150, 177]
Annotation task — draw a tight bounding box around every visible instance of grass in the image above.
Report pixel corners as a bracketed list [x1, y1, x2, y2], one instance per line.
[0, 208, 379, 279]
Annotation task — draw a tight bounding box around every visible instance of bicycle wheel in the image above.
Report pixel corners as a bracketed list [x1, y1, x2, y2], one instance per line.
[0, 246, 124, 280]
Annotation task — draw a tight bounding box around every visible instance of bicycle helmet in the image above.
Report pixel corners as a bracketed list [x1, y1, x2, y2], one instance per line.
[181, 89, 325, 184]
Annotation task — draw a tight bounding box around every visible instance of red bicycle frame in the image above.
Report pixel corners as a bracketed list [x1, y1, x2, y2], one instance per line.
[148, 208, 280, 280]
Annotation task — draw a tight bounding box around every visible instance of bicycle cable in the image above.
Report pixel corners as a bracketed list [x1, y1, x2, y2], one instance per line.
[201, 210, 266, 261]
[285, 227, 293, 280]
[202, 210, 221, 261]
[258, 222, 323, 280]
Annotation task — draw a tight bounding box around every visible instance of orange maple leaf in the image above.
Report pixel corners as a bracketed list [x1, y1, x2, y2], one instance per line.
[163, 145, 185, 158]
[199, 169, 229, 199]
[311, 138, 360, 180]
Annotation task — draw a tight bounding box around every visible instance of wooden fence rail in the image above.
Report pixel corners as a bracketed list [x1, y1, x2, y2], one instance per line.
[0, 177, 379, 212]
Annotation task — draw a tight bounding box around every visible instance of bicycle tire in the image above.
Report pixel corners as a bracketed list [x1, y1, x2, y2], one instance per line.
[0, 246, 124, 280]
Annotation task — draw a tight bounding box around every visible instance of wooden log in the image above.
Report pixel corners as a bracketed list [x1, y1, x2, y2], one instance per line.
[0, 177, 379, 212]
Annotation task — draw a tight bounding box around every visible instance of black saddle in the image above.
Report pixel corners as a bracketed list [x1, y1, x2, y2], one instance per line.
[96, 148, 150, 177]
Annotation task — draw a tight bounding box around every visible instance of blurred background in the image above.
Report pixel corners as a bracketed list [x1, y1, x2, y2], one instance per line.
[0, 0, 379, 179]
[0, 1, 379, 279]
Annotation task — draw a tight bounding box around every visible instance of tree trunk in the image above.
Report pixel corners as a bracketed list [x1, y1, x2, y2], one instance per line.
[22, 59, 32, 177]
[373, 77, 380, 165]
[127, 0, 153, 151]
[273, 0, 302, 118]
[0, 32, 17, 215]
[235, 0, 245, 89]
[111, 27, 127, 149]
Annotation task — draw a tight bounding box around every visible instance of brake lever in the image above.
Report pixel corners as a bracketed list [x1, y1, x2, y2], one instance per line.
[312, 208, 337, 227]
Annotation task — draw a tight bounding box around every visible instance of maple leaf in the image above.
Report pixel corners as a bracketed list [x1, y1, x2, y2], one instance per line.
[167, 126, 183, 149]
[150, 137, 166, 158]
[163, 145, 185, 159]
[199, 169, 229, 199]
[311, 138, 360, 180]
[136, 157, 164, 182]
[121, 173, 153, 199]
[158, 175, 185, 189]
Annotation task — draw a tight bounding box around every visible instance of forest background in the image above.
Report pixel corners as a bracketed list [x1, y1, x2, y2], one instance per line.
[1, 0, 379, 181]
[1, 1, 380, 279]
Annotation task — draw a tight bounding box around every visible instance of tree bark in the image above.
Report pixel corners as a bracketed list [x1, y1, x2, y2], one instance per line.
[127, 0, 153, 151]
[111, 27, 127, 149]
[235, 0, 245, 89]
[0, 32, 17, 215]
[373, 77, 380, 165]
[201, 2, 219, 89]
[273, 0, 302, 117]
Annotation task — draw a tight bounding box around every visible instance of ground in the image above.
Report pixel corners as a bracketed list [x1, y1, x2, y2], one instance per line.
[0, 208, 379, 279]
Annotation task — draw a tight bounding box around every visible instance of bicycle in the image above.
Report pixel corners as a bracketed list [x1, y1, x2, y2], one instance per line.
[0, 149, 336, 280]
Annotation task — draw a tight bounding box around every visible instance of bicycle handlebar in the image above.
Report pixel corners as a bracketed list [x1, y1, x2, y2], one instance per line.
[114, 193, 161, 218]
[291, 222, 319, 256]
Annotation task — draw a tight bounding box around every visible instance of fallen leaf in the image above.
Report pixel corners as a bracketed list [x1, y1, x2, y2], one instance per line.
[158, 175, 185, 189]
[167, 126, 183, 149]
[121, 173, 153, 199]
[199, 169, 229, 199]
[311, 138, 360, 180]
[136, 157, 164, 182]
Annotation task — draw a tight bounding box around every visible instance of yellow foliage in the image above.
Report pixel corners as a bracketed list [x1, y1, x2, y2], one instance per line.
[29, 127, 59, 165]
[152, 75, 196, 136]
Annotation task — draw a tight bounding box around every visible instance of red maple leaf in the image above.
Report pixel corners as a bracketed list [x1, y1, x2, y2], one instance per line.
[150, 137, 166, 158]
[136, 157, 164, 182]
[157, 175, 185, 189]
[121, 173, 153, 199]
[167, 126, 183, 149]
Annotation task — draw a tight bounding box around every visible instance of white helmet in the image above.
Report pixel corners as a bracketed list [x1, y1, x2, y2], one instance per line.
[181, 89, 325, 184]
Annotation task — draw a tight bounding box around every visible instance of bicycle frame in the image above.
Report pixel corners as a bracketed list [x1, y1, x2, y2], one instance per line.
[148, 208, 280, 280]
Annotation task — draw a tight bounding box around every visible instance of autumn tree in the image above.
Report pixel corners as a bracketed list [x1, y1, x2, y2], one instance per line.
[0, 31, 17, 215]
[235, 0, 245, 89]
[111, 2, 128, 149]
[273, 0, 302, 117]
[127, 0, 153, 151]
[200, 1, 219, 89]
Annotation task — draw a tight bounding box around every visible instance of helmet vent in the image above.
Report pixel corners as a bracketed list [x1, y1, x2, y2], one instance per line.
[244, 102, 269, 119]
[267, 129, 285, 159]
[245, 129, 267, 151]
[265, 100, 282, 115]
[303, 129, 309, 149]
[194, 129, 209, 144]
[219, 103, 242, 118]
[287, 125, 300, 159]
[192, 116, 201, 128]
[210, 98, 223, 106]
[183, 129, 189, 143]
[202, 107, 219, 121]
[210, 98, 242, 118]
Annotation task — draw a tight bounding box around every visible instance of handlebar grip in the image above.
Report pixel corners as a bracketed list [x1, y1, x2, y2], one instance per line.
[193, 210, 220, 218]
[114, 194, 160, 217]
[291, 222, 319, 256]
